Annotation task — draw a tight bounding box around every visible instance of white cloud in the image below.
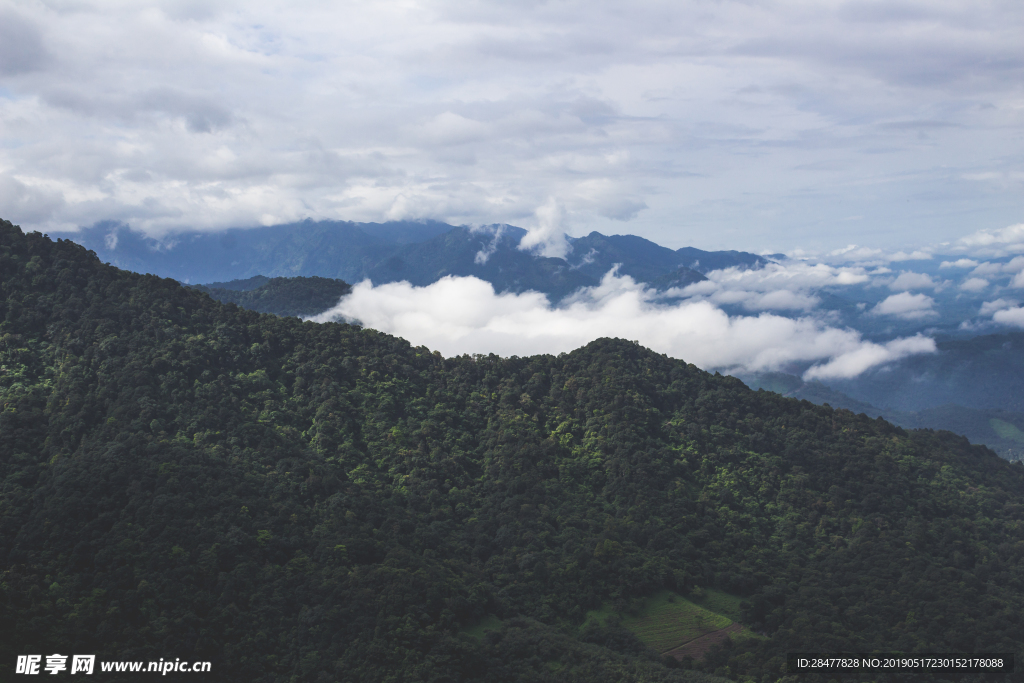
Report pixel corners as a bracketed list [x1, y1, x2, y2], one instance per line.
[871, 292, 937, 319]
[1003, 256, 1024, 272]
[980, 298, 1018, 316]
[955, 223, 1024, 258]
[823, 245, 934, 267]
[993, 307, 1024, 328]
[969, 256, 1024, 285]
[802, 335, 936, 381]
[889, 271, 936, 290]
[959, 277, 988, 292]
[519, 197, 570, 258]
[311, 270, 934, 378]
[471, 224, 505, 264]
[940, 258, 979, 268]
[672, 260, 868, 311]
[891, 250, 935, 262]
[971, 261, 1005, 277]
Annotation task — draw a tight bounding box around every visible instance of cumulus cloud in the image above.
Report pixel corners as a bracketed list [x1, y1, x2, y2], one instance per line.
[889, 271, 936, 290]
[956, 223, 1024, 257]
[959, 277, 989, 292]
[993, 307, 1024, 328]
[980, 298, 1018, 316]
[802, 336, 936, 381]
[966, 256, 1024, 286]
[311, 270, 934, 379]
[970, 261, 1005, 277]
[871, 292, 937, 319]
[940, 258, 979, 269]
[519, 198, 570, 258]
[674, 260, 868, 311]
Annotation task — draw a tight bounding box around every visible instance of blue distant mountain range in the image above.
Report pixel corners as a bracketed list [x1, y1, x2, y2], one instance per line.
[73, 219, 766, 299]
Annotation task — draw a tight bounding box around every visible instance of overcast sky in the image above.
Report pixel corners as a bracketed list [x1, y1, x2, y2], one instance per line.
[0, 0, 1021, 253]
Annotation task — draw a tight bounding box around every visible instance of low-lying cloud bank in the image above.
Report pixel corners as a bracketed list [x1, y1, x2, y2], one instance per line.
[311, 271, 935, 380]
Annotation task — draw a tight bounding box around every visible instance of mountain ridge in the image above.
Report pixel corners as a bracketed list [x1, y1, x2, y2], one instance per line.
[71, 219, 766, 299]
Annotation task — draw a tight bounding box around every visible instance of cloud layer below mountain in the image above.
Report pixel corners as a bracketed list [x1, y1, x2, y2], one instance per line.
[312, 270, 935, 378]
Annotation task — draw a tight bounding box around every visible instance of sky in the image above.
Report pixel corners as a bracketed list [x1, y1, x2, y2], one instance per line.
[0, 0, 1022, 254]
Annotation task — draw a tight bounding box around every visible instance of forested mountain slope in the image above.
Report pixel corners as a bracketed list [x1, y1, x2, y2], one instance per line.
[2, 219, 1022, 683]
[190, 276, 352, 318]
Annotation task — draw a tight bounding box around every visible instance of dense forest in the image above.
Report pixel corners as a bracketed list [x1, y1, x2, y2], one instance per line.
[2, 218, 1022, 682]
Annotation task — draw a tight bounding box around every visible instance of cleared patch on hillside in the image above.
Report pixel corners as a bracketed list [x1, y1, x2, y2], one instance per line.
[991, 418, 1024, 444]
[688, 588, 745, 623]
[583, 589, 764, 660]
[584, 590, 732, 654]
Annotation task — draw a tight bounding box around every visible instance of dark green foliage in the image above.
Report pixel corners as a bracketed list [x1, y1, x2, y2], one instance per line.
[1, 219, 1022, 683]
[201, 275, 271, 291]
[192, 276, 352, 318]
